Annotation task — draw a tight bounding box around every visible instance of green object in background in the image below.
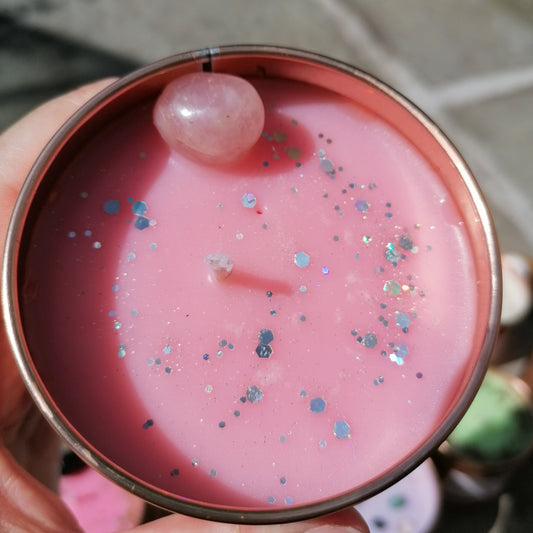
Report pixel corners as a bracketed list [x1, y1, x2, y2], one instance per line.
[448, 370, 533, 463]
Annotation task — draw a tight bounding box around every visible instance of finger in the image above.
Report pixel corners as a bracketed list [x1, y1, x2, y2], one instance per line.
[123, 506, 368, 533]
[3, 401, 62, 492]
[0, 446, 83, 532]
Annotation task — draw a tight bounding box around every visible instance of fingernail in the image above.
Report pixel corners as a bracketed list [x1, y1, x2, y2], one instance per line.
[305, 526, 361, 533]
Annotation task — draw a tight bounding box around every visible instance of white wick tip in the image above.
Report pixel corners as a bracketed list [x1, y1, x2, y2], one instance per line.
[205, 253, 234, 281]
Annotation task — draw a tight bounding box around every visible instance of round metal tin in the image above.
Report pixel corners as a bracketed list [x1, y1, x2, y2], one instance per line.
[1, 45, 501, 524]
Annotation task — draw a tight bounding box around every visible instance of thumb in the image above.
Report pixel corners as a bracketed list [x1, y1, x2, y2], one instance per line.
[122, 506, 368, 533]
[0, 446, 83, 532]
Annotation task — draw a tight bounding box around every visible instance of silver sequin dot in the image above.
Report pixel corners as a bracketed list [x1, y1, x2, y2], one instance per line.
[395, 312, 411, 329]
[355, 199, 369, 212]
[241, 193, 257, 208]
[294, 252, 310, 268]
[256, 344, 273, 358]
[310, 397, 326, 413]
[389, 343, 409, 365]
[320, 158, 334, 174]
[134, 216, 150, 230]
[103, 199, 120, 215]
[363, 332, 378, 348]
[258, 329, 274, 345]
[246, 385, 263, 403]
[384, 280, 401, 296]
[399, 234, 414, 251]
[385, 243, 401, 264]
[132, 201, 147, 216]
[333, 420, 351, 439]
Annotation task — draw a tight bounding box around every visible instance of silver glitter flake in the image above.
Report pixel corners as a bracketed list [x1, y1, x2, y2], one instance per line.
[294, 252, 310, 268]
[310, 397, 326, 413]
[355, 199, 369, 212]
[389, 343, 409, 365]
[132, 201, 147, 216]
[363, 333, 378, 349]
[333, 420, 351, 439]
[395, 312, 411, 329]
[384, 280, 401, 296]
[258, 329, 274, 345]
[246, 385, 263, 403]
[241, 193, 257, 208]
[399, 234, 414, 251]
[385, 243, 401, 263]
[320, 158, 335, 175]
[256, 344, 273, 358]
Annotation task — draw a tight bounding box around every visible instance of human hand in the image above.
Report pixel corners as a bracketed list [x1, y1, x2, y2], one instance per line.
[0, 81, 368, 533]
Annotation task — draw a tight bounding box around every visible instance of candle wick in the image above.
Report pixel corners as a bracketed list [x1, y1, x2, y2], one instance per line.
[205, 253, 234, 281]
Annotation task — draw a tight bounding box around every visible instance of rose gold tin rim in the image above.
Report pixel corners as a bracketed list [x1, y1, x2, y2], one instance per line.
[1, 45, 501, 524]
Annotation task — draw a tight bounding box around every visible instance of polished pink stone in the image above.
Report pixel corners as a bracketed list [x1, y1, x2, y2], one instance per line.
[153, 72, 265, 164]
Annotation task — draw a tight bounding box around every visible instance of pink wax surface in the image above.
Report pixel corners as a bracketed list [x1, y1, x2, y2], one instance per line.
[21, 78, 477, 510]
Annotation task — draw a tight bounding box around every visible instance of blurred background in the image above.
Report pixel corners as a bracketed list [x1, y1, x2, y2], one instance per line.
[1, 1, 532, 532]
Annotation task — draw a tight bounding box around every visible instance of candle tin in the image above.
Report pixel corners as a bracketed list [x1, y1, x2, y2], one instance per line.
[2, 46, 501, 524]
[435, 368, 533, 502]
[355, 459, 441, 532]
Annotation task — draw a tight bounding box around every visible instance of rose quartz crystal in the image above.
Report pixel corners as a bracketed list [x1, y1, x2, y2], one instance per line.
[153, 72, 265, 164]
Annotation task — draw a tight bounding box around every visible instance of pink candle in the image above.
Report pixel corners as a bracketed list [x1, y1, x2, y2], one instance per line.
[4, 47, 500, 522]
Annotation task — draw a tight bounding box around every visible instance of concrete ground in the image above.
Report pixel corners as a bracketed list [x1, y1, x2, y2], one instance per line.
[1, 1, 532, 532]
